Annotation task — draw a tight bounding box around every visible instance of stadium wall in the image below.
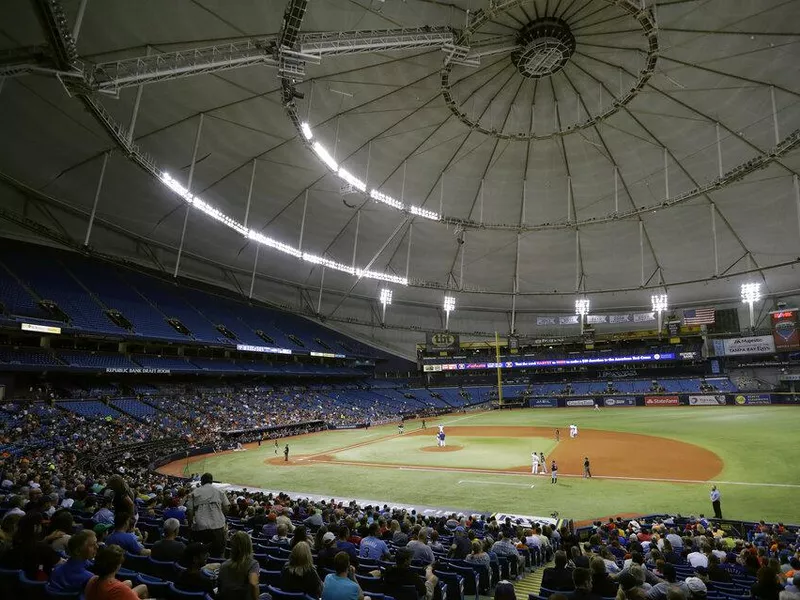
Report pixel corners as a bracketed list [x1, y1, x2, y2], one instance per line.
[526, 393, 798, 407]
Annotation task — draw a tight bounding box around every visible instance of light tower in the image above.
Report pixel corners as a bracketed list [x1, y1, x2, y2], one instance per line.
[740, 282, 762, 331]
[443, 295, 456, 331]
[651, 294, 669, 336]
[379, 288, 392, 325]
[575, 297, 590, 334]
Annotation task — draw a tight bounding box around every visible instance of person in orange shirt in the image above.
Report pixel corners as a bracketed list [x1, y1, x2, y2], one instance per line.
[84, 544, 148, 600]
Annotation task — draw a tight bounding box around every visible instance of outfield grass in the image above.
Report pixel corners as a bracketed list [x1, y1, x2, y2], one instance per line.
[172, 407, 800, 523]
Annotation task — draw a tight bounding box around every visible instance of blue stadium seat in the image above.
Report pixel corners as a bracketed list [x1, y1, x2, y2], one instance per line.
[266, 585, 317, 600]
[167, 582, 212, 599]
[355, 574, 384, 593]
[18, 571, 48, 600]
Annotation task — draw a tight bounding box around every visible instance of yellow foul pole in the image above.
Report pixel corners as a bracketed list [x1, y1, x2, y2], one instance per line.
[495, 331, 503, 406]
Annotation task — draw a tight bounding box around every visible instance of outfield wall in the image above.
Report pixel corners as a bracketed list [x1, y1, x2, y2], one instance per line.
[528, 393, 800, 408]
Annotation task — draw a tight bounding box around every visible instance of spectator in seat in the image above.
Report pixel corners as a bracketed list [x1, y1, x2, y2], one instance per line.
[429, 530, 445, 554]
[407, 528, 435, 565]
[93, 522, 112, 546]
[291, 524, 312, 549]
[0, 512, 62, 579]
[0, 513, 21, 555]
[84, 544, 148, 600]
[751, 566, 784, 600]
[105, 512, 150, 556]
[451, 526, 471, 559]
[261, 512, 278, 539]
[383, 547, 438, 600]
[323, 551, 364, 600]
[318, 531, 339, 571]
[304, 506, 324, 530]
[45, 509, 74, 554]
[543, 550, 575, 591]
[492, 531, 524, 575]
[163, 498, 187, 524]
[706, 554, 732, 583]
[6, 495, 26, 517]
[466, 538, 492, 570]
[151, 517, 186, 562]
[271, 523, 291, 547]
[336, 526, 359, 564]
[49, 530, 99, 593]
[93, 496, 115, 526]
[359, 522, 391, 561]
[217, 531, 260, 600]
[591, 557, 619, 598]
[282, 540, 323, 597]
[645, 564, 686, 600]
[495, 581, 518, 600]
[175, 542, 216, 598]
[185, 472, 230, 558]
[572, 567, 603, 600]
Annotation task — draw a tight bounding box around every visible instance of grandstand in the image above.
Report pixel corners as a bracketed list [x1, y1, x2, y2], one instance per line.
[0, 2, 799, 600]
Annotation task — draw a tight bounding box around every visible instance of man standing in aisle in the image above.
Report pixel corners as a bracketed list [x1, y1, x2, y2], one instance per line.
[185, 472, 229, 557]
[710, 486, 722, 519]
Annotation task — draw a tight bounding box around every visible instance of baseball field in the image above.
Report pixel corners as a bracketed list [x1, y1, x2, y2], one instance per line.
[159, 406, 800, 524]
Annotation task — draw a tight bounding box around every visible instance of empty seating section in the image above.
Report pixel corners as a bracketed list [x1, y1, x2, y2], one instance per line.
[190, 357, 243, 372]
[56, 350, 137, 369]
[0, 242, 379, 357]
[0, 347, 63, 367]
[131, 355, 194, 371]
[122, 273, 224, 343]
[110, 398, 159, 418]
[59, 400, 123, 419]
[6, 249, 125, 335]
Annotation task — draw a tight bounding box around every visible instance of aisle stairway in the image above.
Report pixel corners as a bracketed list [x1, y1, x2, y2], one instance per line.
[513, 558, 549, 599]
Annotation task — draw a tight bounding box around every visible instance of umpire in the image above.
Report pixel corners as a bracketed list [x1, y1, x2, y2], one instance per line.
[583, 456, 592, 478]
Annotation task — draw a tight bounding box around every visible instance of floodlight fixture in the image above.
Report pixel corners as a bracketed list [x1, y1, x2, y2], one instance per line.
[300, 121, 313, 140]
[651, 294, 668, 335]
[312, 142, 338, 171]
[741, 282, 762, 330]
[443, 295, 456, 330]
[379, 288, 392, 324]
[575, 297, 590, 334]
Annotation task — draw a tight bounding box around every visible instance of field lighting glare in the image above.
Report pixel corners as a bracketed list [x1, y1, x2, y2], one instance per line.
[443, 295, 456, 330]
[575, 298, 590, 316]
[300, 121, 313, 140]
[651, 294, 668, 335]
[741, 282, 762, 330]
[379, 288, 392, 324]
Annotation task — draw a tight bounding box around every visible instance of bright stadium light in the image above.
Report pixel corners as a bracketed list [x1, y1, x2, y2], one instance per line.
[410, 205, 439, 221]
[651, 294, 669, 335]
[312, 142, 338, 171]
[741, 282, 762, 330]
[575, 297, 590, 334]
[379, 288, 393, 324]
[300, 121, 313, 140]
[443, 295, 456, 330]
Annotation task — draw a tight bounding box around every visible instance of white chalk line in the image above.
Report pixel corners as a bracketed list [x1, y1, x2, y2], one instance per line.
[459, 479, 535, 489]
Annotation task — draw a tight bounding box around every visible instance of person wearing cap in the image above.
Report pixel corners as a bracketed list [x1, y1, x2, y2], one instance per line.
[185, 473, 229, 558]
[93, 522, 112, 545]
[175, 542, 216, 597]
[262, 512, 278, 538]
[451, 525, 472, 559]
[685, 576, 708, 600]
[49, 530, 99, 593]
[382, 547, 438, 600]
[323, 551, 364, 600]
[151, 517, 186, 562]
[318, 531, 340, 570]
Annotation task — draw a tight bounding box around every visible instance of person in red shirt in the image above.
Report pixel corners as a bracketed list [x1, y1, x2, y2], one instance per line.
[84, 544, 148, 600]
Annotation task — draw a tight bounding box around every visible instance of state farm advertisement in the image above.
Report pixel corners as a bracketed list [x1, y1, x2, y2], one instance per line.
[645, 395, 680, 406]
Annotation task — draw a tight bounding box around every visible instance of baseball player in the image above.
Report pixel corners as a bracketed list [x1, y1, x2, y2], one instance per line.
[539, 452, 547, 474]
[594, 402, 601, 411]
[583, 456, 592, 478]
[437, 430, 446, 447]
[555, 428, 560, 442]
[551, 460, 558, 484]
[398, 422, 405, 435]
[531, 452, 540, 474]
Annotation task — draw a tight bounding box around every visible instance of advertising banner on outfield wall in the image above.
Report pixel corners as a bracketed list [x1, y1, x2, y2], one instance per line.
[566, 398, 595, 407]
[688, 395, 727, 406]
[603, 397, 636, 407]
[733, 394, 772, 406]
[645, 395, 680, 406]
[722, 336, 776, 356]
[530, 398, 558, 408]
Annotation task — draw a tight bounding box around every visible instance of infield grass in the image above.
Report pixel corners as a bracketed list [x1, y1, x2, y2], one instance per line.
[171, 407, 800, 523]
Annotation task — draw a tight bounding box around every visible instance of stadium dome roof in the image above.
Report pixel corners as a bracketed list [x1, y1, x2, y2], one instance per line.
[1, 0, 799, 351]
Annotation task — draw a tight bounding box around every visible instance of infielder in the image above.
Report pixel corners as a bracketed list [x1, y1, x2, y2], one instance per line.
[594, 402, 601, 411]
[551, 460, 558, 484]
[531, 451, 541, 474]
[538, 452, 547, 474]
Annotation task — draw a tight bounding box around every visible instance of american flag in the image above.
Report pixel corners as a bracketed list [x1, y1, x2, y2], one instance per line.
[683, 308, 715, 325]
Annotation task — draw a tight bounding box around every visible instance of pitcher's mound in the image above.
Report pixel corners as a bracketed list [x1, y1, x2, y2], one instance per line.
[420, 445, 463, 453]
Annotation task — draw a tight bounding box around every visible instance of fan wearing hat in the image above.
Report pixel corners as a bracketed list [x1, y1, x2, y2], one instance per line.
[318, 531, 340, 571]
